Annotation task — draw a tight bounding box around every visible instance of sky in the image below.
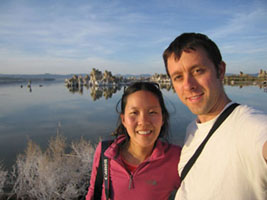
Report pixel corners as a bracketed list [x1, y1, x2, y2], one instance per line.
[0, 0, 267, 75]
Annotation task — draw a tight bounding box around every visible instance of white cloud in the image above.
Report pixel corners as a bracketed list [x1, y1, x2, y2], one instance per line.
[209, 7, 267, 39]
[0, 0, 267, 74]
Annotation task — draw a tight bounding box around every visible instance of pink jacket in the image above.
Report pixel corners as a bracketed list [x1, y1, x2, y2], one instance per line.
[86, 136, 181, 200]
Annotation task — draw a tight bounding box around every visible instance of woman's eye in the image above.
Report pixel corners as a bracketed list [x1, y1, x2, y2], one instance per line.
[130, 111, 137, 115]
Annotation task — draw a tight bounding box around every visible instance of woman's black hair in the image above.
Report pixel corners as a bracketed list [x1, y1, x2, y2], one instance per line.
[112, 81, 170, 142]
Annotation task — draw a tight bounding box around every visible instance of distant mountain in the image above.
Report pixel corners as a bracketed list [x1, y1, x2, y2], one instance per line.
[0, 73, 152, 79]
[0, 73, 78, 84]
[115, 73, 151, 78]
[225, 73, 259, 77]
[0, 73, 154, 85]
[0, 73, 74, 80]
[225, 73, 234, 76]
[0, 72, 260, 80]
[247, 73, 258, 77]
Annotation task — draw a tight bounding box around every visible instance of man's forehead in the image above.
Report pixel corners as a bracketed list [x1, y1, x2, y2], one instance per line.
[169, 48, 194, 61]
[169, 47, 209, 61]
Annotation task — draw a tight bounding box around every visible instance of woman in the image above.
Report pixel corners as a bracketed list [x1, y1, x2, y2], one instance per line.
[86, 82, 181, 200]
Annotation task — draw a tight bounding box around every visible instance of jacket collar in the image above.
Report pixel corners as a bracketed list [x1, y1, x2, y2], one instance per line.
[104, 135, 168, 162]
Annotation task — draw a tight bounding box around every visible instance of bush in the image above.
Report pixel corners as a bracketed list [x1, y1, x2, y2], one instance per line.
[9, 134, 95, 200]
[0, 164, 8, 197]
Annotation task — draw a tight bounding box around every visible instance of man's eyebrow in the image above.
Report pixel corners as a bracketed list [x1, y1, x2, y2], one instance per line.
[170, 71, 181, 78]
[185, 64, 206, 71]
[170, 64, 205, 77]
[190, 64, 203, 70]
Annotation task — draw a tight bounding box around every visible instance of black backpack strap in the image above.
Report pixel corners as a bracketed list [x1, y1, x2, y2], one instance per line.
[93, 140, 113, 200]
[180, 103, 240, 182]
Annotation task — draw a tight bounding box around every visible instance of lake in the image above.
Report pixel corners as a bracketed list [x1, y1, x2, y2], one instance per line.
[0, 81, 267, 170]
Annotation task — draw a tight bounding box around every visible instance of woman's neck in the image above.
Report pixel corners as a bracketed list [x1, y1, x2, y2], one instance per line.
[121, 142, 154, 166]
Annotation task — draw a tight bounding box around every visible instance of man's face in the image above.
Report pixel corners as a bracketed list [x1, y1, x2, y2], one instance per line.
[167, 47, 227, 123]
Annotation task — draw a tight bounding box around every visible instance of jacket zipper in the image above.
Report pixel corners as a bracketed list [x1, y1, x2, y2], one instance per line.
[128, 162, 148, 190]
[113, 159, 135, 190]
[114, 156, 148, 190]
[128, 174, 133, 189]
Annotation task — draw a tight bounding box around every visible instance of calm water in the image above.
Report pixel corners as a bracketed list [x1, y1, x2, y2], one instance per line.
[0, 81, 267, 170]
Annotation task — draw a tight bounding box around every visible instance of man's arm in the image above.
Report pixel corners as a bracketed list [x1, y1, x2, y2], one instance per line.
[263, 141, 267, 164]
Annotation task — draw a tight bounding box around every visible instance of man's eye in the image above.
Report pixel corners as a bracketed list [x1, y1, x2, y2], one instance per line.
[194, 68, 204, 74]
[173, 75, 182, 81]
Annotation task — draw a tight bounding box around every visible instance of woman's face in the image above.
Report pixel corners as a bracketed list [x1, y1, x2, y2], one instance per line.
[121, 90, 164, 150]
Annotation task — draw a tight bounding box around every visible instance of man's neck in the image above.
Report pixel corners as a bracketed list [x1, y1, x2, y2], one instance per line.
[197, 98, 231, 123]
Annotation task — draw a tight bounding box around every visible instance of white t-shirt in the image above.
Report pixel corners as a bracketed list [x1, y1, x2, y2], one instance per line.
[175, 103, 267, 200]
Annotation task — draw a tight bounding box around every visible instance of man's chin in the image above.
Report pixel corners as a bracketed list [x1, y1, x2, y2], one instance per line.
[188, 106, 205, 116]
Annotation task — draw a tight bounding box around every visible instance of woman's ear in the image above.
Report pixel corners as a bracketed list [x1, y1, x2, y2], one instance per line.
[120, 114, 125, 126]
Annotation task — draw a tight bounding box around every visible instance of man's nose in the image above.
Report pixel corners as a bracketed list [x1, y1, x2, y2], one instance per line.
[183, 75, 196, 91]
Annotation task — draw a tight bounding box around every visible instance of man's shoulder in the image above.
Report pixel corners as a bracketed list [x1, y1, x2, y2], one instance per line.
[233, 104, 267, 119]
[229, 104, 267, 130]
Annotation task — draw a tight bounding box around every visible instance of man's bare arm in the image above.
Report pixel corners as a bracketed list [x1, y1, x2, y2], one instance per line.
[263, 141, 267, 164]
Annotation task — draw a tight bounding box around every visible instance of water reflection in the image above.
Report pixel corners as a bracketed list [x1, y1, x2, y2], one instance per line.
[65, 81, 266, 101]
[224, 80, 267, 93]
[65, 83, 176, 100]
[90, 85, 122, 101]
[158, 83, 174, 91]
[65, 84, 122, 100]
[1, 81, 266, 171]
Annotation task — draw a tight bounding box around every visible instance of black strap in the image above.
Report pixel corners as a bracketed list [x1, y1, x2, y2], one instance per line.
[102, 148, 110, 199]
[180, 103, 239, 182]
[93, 140, 112, 200]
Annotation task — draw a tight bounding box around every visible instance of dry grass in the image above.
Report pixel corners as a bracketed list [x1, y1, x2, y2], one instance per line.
[8, 134, 95, 200]
[0, 164, 8, 197]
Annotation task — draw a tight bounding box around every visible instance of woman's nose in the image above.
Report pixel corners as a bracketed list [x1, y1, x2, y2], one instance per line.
[138, 113, 150, 125]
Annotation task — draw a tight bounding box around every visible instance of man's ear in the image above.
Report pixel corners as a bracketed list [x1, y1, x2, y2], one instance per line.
[218, 61, 226, 80]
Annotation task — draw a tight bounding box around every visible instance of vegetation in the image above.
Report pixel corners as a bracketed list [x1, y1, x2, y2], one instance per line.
[0, 164, 8, 198]
[1, 134, 95, 200]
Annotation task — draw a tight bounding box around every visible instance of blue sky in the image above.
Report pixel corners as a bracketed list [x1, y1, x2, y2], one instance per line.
[0, 0, 266, 75]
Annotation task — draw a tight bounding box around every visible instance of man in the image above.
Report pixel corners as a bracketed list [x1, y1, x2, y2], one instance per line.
[163, 33, 267, 200]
